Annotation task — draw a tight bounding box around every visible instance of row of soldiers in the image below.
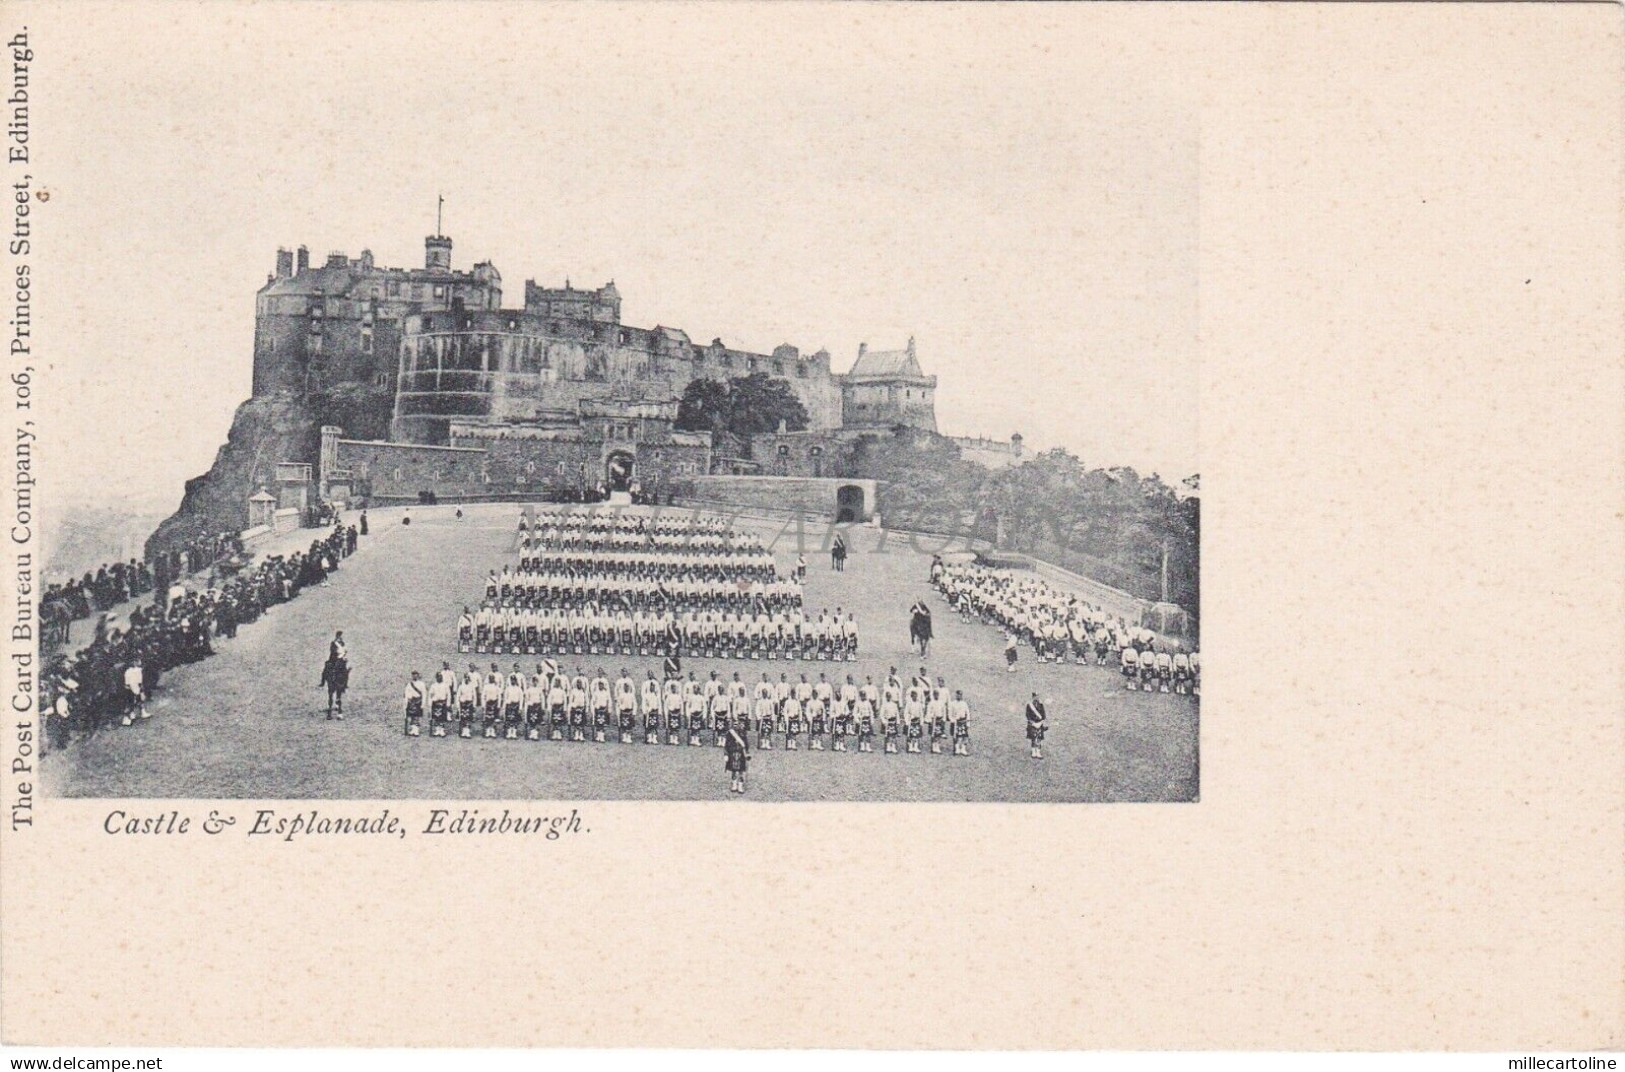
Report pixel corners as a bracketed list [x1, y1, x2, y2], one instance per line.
[404, 664, 974, 754]
[512, 549, 778, 582]
[41, 523, 363, 752]
[460, 605, 861, 660]
[520, 516, 762, 555]
[934, 561, 1199, 674]
[1119, 648, 1200, 695]
[485, 568, 802, 613]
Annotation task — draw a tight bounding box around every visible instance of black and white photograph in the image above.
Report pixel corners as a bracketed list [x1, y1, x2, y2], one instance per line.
[32, 8, 1199, 802]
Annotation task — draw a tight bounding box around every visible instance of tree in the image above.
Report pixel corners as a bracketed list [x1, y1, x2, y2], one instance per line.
[725, 373, 809, 436]
[675, 374, 809, 439]
[676, 378, 731, 434]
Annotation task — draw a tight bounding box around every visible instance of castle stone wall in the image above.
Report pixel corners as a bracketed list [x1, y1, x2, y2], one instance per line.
[685, 476, 878, 522]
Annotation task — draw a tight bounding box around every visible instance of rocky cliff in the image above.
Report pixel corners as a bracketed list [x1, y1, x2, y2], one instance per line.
[145, 385, 394, 557]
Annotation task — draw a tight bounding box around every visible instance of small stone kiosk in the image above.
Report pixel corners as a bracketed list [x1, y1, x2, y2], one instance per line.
[247, 488, 278, 530]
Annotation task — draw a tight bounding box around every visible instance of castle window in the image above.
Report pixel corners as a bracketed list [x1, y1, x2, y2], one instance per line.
[434, 285, 446, 298]
[550, 322, 560, 334]
[507, 318, 517, 330]
[374, 371, 387, 388]
[619, 330, 629, 344]
[361, 331, 373, 354]
[777, 445, 789, 457]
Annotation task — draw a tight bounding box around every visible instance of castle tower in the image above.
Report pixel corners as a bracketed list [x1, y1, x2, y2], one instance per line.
[425, 234, 453, 272]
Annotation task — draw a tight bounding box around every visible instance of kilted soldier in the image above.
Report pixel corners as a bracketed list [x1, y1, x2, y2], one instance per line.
[807, 695, 827, 751]
[485, 570, 499, 604]
[403, 671, 427, 736]
[475, 607, 492, 653]
[663, 651, 682, 681]
[951, 693, 971, 756]
[685, 688, 706, 747]
[503, 670, 525, 739]
[642, 672, 662, 743]
[1140, 650, 1159, 692]
[831, 702, 851, 752]
[883, 700, 903, 755]
[859, 701, 880, 753]
[782, 693, 803, 751]
[568, 676, 589, 741]
[1121, 646, 1139, 690]
[615, 671, 637, 743]
[1004, 630, 1019, 673]
[844, 699, 868, 752]
[773, 673, 792, 732]
[906, 705, 925, 754]
[1025, 693, 1047, 759]
[429, 666, 453, 737]
[482, 664, 503, 738]
[458, 607, 474, 653]
[663, 687, 684, 746]
[507, 612, 525, 657]
[1156, 651, 1174, 693]
[548, 675, 568, 740]
[711, 692, 732, 750]
[524, 673, 547, 741]
[754, 689, 776, 750]
[764, 614, 781, 660]
[902, 683, 925, 725]
[724, 718, 751, 796]
[457, 666, 481, 738]
[703, 672, 725, 745]
[928, 696, 948, 754]
[591, 674, 612, 742]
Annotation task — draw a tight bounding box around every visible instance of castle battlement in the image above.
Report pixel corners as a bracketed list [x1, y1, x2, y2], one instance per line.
[251, 227, 939, 447]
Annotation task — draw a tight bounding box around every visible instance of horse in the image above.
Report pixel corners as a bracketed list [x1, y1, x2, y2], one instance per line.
[909, 604, 933, 657]
[830, 536, 847, 572]
[319, 655, 350, 719]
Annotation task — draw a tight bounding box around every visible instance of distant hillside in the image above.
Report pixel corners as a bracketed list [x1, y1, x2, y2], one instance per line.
[45, 500, 171, 581]
[850, 427, 1200, 617]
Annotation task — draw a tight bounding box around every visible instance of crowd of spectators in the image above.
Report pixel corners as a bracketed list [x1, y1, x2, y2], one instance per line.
[41, 522, 361, 755]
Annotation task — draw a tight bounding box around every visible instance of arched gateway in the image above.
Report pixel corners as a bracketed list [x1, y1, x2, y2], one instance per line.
[606, 450, 635, 493]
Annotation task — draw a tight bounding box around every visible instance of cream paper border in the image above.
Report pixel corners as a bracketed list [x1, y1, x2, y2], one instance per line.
[2, 0, 1622, 1051]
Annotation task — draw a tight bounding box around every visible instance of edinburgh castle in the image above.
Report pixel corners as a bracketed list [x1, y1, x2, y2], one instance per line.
[148, 228, 1023, 552]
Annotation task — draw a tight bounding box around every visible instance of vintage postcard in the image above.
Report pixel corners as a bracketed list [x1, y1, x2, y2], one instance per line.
[0, 0, 1619, 1057]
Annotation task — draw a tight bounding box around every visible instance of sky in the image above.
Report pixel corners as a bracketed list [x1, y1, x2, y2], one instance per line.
[37, 2, 1198, 512]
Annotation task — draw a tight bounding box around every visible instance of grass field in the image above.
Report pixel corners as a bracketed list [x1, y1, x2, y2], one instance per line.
[48, 503, 1198, 801]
